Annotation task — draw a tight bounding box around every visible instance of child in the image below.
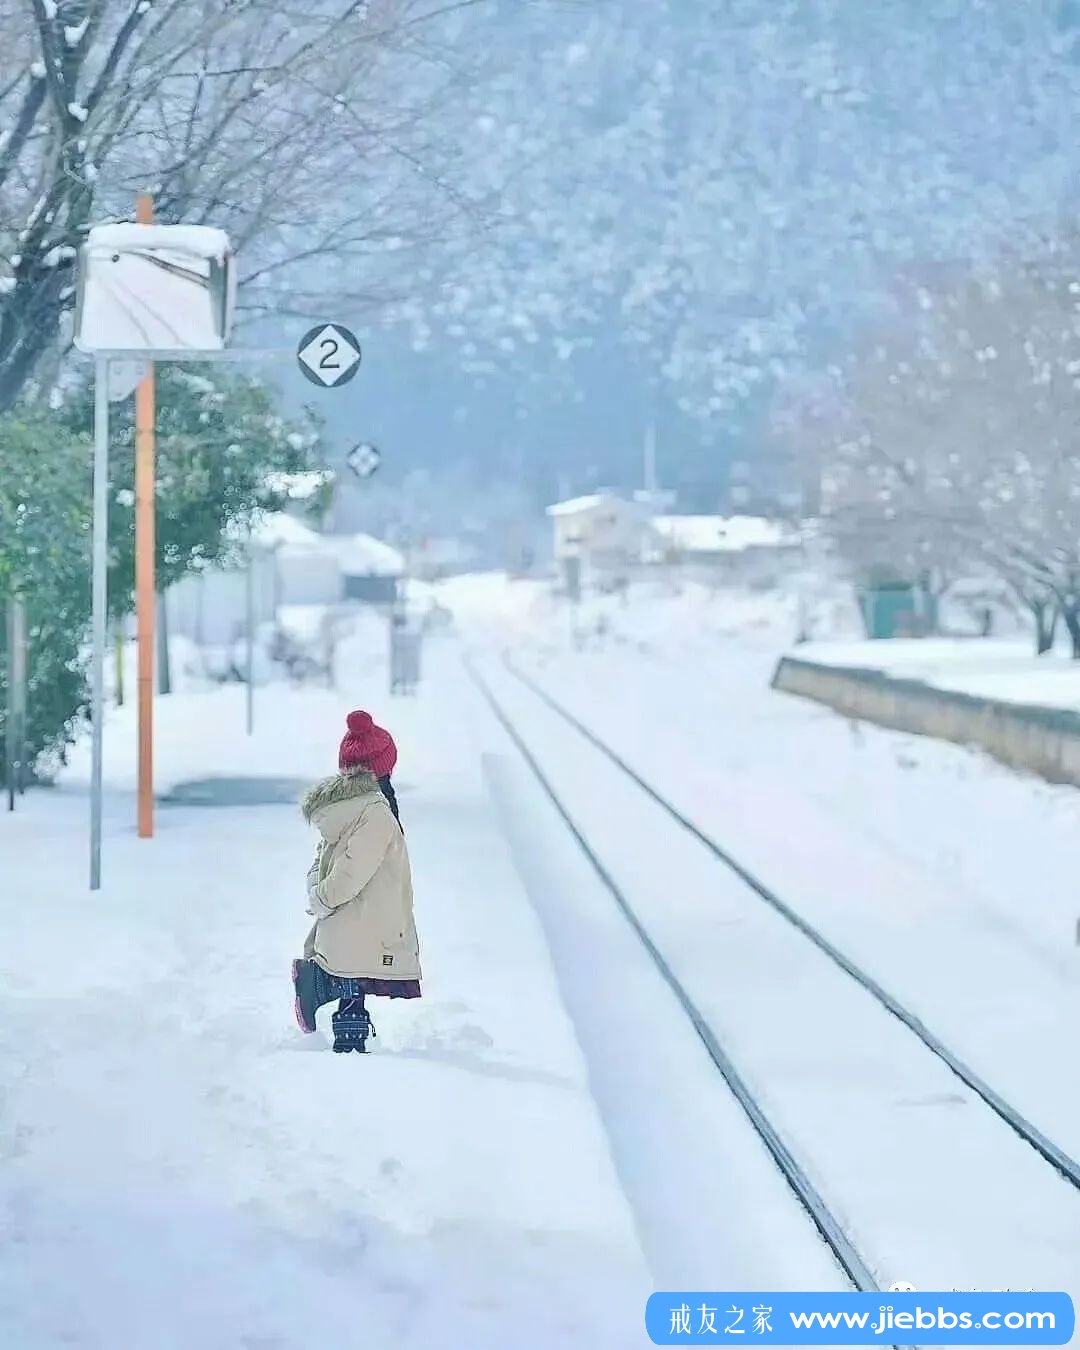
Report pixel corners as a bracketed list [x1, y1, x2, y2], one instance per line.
[291, 710, 421, 1053]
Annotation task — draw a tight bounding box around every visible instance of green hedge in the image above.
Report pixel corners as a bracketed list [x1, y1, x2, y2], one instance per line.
[0, 370, 321, 784]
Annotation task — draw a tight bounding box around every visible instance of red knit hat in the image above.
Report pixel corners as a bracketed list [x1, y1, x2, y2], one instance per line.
[339, 710, 397, 778]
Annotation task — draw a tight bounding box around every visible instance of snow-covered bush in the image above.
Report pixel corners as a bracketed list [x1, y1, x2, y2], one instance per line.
[0, 412, 91, 781]
[57, 366, 323, 604]
[0, 371, 321, 781]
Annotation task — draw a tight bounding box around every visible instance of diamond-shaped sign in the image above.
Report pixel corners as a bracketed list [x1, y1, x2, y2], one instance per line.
[297, 323, 362, 388]
[346, 442, 381, 479]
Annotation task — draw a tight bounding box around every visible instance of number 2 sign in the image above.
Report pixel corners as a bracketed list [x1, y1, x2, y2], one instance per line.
[296, 323, 363, 388]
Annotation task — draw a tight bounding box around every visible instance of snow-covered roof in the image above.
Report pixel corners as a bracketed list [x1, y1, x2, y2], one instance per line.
[651, 515, 801, 554]
[264, 470, 334, 501]
[86, 223, 230, 262]
[546, 493, 613, 517]
[321, 532, 404, 577]
[240, 512, 325, 551]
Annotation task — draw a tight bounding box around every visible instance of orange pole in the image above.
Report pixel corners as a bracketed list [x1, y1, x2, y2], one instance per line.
[135, 193, 155, 838]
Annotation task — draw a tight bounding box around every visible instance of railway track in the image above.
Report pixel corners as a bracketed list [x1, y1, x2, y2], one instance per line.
[466, 650, 1080, 1314]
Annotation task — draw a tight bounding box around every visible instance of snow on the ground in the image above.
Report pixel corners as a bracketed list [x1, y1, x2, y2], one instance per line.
[97, 632, 212, 704]
[277, 602, 335, 646]
[473, 714, 852, 1294]
[426, 571, 1080, 1284]
[568, 584, 801, 654]
[435, 571, 553, 644]
[795, 636, 1080, 710]
[435, 569, 860, 659]
[72, 614, 395, 794]
[63, 677, 319, 795]
[0, 647, 650, 1349]
[476, 657, 1080, 1295]
[12, 565, 1080, 1341]
[500, 623, 1080, 1166]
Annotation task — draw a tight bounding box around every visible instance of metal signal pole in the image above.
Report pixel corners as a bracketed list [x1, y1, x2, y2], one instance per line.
[134, 193, 157, 840]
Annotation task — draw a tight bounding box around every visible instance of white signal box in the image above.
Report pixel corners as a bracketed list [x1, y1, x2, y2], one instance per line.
[74, 223, 236, 353]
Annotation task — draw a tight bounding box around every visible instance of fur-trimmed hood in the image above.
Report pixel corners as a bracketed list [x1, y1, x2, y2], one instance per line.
[301, 769, 382, 834]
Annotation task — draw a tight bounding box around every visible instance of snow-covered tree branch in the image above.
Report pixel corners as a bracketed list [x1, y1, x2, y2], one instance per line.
[782, 243, 1080, 652]
[0, 0, 495, 408]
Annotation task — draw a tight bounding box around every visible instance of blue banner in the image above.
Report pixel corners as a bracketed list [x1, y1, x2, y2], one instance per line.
[645, 1292, 1075, 1344]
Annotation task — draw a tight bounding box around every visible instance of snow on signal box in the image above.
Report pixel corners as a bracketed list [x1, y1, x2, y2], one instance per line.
[75, 223, 236, 353]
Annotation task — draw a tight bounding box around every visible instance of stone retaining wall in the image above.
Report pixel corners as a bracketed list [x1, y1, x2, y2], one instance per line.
[772, 655, 1080, 787]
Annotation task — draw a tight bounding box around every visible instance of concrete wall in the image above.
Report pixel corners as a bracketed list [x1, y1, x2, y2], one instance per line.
[772, 655, 1080, 788]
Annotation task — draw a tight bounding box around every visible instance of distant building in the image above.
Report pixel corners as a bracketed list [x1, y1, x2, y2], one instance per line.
[321, 532, 405, 605]
[545, 491, 649, 593]
[647, 514, 803, 585]
[164, 514, 337, 647]
[255, 514, 344, 608]
[165, 515, 404, 648]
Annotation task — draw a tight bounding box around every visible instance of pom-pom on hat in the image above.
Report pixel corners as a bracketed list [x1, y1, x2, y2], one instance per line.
[338, 710, 397, 779]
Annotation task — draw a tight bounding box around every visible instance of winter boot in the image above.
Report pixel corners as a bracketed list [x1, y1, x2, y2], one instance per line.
[332, 997, 376, 1054]
[291, 958, 333, 1034]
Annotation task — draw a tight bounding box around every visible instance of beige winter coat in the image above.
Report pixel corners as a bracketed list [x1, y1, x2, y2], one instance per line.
[300, 769, 421, 983]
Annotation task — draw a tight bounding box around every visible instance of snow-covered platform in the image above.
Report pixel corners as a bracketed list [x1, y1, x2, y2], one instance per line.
[789, 637, 1080, 711]
[0, 654, 649, 1349]
[774, 640, 1080, 788]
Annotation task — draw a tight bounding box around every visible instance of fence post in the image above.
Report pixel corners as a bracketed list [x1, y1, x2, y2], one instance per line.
[245, 539, 255, 736]
[157, 589, 172, 695]
[5, 595, 14, 811]
[114, 618, 125, 707]
[12, 595, 27, 794]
